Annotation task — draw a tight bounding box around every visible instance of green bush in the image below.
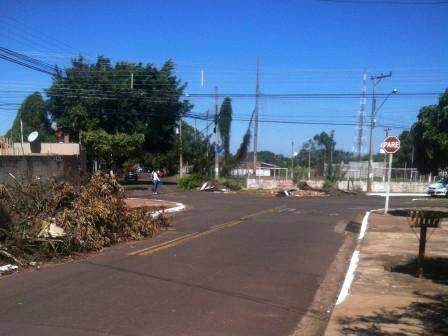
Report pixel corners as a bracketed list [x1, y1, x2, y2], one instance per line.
[219, 178, 244, 191]
[323, 179, 334, 193]
[177, 174, 203, 190]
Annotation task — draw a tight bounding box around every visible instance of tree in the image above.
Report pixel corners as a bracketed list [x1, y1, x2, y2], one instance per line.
[218, 97, 232, 157]
[177, 121, 212, 175]
[234, 128, 251, 164]
[313, 131, 336, 177]
[394, 130, 413, 168]
[411, 90, 448, 175]
[46, 56, 191, 155]
[81, 130, 145, 170]
[6, 92, 54, 141]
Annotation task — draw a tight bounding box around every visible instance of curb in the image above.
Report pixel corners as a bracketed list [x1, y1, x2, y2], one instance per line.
[334, 210, 370, 305]
[366, 192, 428, 197]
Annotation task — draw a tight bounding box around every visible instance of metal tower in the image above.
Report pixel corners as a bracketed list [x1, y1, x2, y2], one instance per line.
[355, 71, 367, 160]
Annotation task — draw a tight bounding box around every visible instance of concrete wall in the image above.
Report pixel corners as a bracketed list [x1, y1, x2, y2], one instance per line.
[246, 178, 294, 189]
[306, 179, 427, 193]
[0, 155, 84, 185]
[1, 143, 80, 156]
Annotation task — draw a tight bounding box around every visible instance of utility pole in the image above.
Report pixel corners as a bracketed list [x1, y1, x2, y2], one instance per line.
[179, 119, 183, 177]
[130, 73, 134, 89]
[382, 127, 392, 182]
[367, 72, 392, 192]
[205, 109, 210, 162]
[308, 145, 311, 180]
[19, 105, 24, 154]
[291, 141, 294, 180]
[253, 59, 260, 175]
[214, 86, 219, 179]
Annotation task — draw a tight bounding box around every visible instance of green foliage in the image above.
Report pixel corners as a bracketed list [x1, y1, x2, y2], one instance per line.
[46, 56, 191, 154]
[313, 130, 336, 177]
[411, 90, 448, 175]
[234, 128, 251, 164]
[394, 130, 414, 168]
[292, 166, 309, 183]
[253, 150, 290, 167]
[178, 121, 213, 176]
[218, 97, 233, 157]
[81, 130, 144, 169]
[6, 92, 54, 142]
[322, 180, 334, 193]
[177, 174, 203, 190]
[219, 178, 244, 190]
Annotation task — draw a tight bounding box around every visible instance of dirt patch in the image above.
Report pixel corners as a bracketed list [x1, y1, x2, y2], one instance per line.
[123, 198, 178, 210]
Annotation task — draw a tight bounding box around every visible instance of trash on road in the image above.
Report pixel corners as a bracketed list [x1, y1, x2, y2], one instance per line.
[0, 264, 18, 275]
[200, 181, 232, 193]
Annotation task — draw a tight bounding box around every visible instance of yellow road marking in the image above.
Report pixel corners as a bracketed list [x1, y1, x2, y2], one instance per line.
[130, 205, 284, 256]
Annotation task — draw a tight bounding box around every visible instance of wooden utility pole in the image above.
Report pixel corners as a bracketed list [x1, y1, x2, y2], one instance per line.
[253, 59, 260, 175]
[214, 86, 219, 179]
[179, 119, 183, 177]
[367, 72, 392, 192]
[291, 141, 294, 180]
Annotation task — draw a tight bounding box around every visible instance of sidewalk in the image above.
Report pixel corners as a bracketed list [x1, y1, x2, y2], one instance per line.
[325, 211, 448, 335]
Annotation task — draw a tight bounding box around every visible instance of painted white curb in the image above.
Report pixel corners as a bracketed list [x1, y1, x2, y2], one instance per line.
[335, 208, 380, 305]
[151, 202, 186, 218]
[336, 251, 359, 305]
[366, 192, 428, 197]
[126, 198, 186, 218]
[358, 211, 370, 240]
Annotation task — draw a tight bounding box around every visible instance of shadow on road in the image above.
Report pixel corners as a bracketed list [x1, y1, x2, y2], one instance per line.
[338, 291, 448, 335]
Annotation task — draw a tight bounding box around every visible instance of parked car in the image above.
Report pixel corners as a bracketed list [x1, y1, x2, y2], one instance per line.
[427, 178, 448, 196]
[124, 169, 139, 182]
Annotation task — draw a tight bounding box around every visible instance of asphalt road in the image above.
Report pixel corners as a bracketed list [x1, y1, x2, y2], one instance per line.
[0, 191, 422, 336]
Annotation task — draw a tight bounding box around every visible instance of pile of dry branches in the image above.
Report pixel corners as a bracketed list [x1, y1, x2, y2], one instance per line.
[0, 173, 168, 266]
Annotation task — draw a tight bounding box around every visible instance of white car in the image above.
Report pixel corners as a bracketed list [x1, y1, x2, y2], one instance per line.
[427, 179, 448, 197]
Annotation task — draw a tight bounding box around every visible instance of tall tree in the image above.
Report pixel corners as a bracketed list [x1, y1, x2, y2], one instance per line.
[218, 97, 232, 157]
[394, 130, 413, 168]
[6, 92, 54, 141]
[313, 130, 336, 177]
[411, 90, 448, 175]
[46, 56, 191, 154]
[177, 121, 212, 175]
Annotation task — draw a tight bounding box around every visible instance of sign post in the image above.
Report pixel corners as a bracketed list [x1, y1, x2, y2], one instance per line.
[382, 135, 400, 214]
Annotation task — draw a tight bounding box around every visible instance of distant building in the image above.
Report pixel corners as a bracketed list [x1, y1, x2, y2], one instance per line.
[232, 161, 288, 178]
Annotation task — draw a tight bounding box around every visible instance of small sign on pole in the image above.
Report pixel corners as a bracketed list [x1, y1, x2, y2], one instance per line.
[382, 135, 400, 214]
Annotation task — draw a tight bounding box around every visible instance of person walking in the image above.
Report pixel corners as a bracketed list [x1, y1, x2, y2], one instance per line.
[152, 169, 160, 194]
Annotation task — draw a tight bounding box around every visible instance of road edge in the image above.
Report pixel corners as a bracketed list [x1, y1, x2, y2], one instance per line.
[289, 217, 361, 336]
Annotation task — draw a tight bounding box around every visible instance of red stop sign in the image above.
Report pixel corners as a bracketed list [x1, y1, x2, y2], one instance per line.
[382, 136, 400, 154]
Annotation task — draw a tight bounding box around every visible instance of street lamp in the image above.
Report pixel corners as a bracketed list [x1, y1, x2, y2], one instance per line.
[367, 84, 398, 192]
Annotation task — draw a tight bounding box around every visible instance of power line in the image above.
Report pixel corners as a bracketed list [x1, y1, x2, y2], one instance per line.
[319, 0, 448, 4]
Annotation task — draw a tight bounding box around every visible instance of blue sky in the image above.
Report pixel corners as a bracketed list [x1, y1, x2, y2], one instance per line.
[1, 0, 447, 156]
